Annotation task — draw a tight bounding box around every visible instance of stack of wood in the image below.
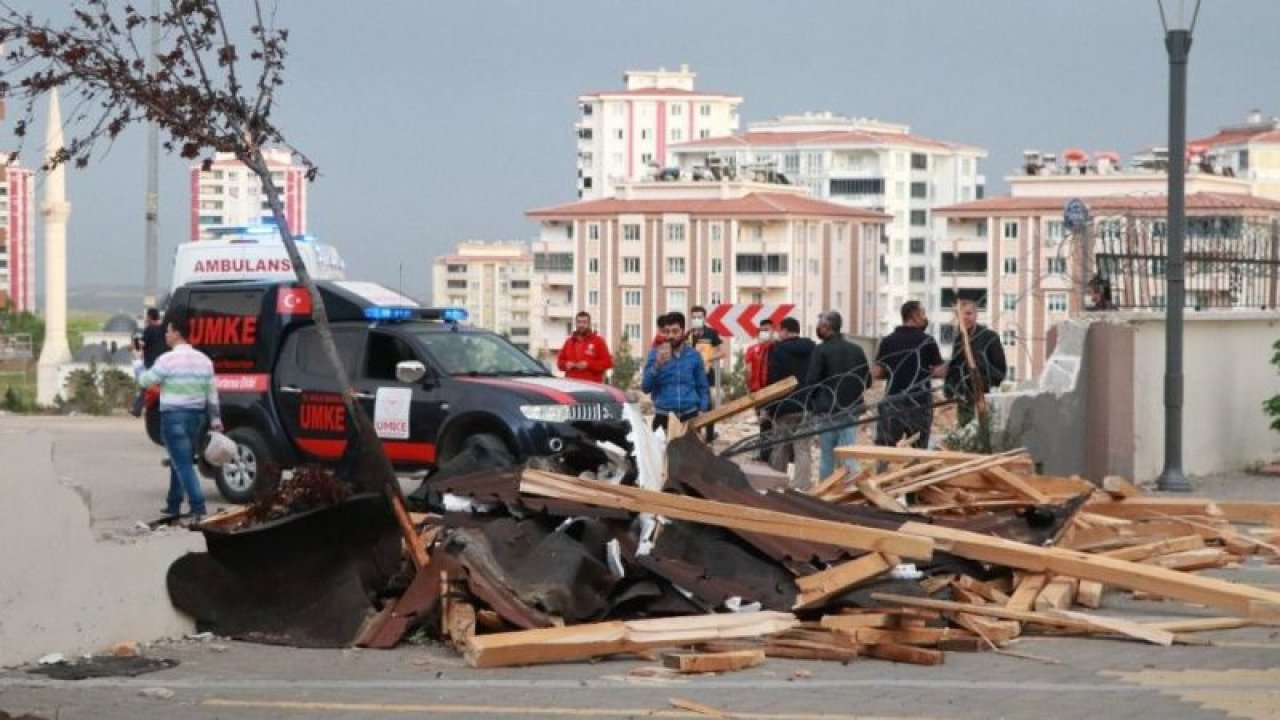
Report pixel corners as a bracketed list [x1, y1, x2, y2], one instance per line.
[349, 380, 1280, 671]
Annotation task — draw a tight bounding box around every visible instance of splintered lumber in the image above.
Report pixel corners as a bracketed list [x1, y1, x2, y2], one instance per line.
[881, 450, 1032, 498]
[863, 643, 945, 666]
[357, 562, 444, 649]
[1034, 576, 1079, 612]
[1149, 548, 1231, 572]
[899, 521, 1280, 624]
[794, 552, 896, 609]
[830, 460, 945, 503]
[1216, 501, 1280, 527]
[1142, 617, 1253, 633]
[686, 377, 797, 432]
[844, 626, 971, 646]
[835, 445, 1031, 468]
[853, 475, 910, 512]
[464, 611, 798, 668]
[809, 466, 856, 499]
[1101, 534, 1206, 562]
[1102, 475, 1143, 499]
[1005, 574, 1048, 612]
[870, 592, 1176, 646]
[982, 466, 1051, 504]
[662, 649, 765, 674]
[520, 469, 934, 560]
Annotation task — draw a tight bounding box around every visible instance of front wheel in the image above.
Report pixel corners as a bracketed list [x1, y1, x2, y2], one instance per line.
[214, 428, 279, 504]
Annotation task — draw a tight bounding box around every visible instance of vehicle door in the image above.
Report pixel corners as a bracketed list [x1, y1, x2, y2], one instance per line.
[351, 329, 449, 468]
[275, 325, 366, 461]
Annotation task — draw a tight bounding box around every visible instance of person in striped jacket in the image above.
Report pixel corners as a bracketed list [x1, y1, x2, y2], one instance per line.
[134, 316, 222, 522]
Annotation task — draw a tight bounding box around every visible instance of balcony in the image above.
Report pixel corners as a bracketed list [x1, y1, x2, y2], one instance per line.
[542, 302, 576, 320]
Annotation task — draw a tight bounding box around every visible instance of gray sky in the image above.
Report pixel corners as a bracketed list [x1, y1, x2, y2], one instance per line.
[5, 0, 1279, 302]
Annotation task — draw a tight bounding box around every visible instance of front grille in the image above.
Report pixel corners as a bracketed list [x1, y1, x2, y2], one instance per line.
[567, 403, 621, 422]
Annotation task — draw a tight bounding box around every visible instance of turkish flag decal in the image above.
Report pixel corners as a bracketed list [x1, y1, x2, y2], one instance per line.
[276, 287, 312, 315]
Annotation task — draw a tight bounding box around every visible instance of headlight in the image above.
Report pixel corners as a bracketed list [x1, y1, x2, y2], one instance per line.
[521, 404, 573, 423]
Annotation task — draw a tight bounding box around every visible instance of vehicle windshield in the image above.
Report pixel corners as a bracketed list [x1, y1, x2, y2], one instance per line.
[409, 329, 549, 377]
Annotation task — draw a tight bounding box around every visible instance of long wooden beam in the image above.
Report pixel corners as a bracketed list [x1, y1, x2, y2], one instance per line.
[835, 444, 1032, 467]
[899, 521, 1280, 624]
[521, 470, 934, 560]
[686, 377, 797, 432]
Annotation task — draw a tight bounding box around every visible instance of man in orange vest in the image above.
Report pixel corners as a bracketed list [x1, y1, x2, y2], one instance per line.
[558, 311, 613, 384]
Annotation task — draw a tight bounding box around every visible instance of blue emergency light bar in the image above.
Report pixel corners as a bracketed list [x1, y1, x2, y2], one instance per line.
[364, 306, 417, 322]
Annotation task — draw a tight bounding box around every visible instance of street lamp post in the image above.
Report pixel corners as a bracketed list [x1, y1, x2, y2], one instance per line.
[1156, 0, 1200, 493]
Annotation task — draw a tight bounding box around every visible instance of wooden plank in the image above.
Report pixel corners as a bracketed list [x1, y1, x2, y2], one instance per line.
[464, 611, 798, 668]
[982, 466, 1051, 504]
[871, 592, 1176, 646]
[686, 377, 798, 432]
[1142, 617, 1252, 633]
[883, 450, 1031, 498]
[521, 470, 935, 560]
[1101, 475, 1143, 499]
[1101, 534, 1206, 562]
[1075, 580, 1104, 609]
[853, 475, 910, 512]
[842, 626, 970, 646]
[662, 649, 765, 674]
[1085, 498, 1225, 520]
[832, 461, 946, 503]
[1034, 576, 1079, 612]
[809, 466, 856, 500]
[899, 521, 1280, 624]
[953, 575, 1011, 605]
[862, 643, 945, 666]
[1149, 548, 1230, 572]
[835, 445, 1031, 467]
[1005, 573, 1048, 612]
[793, 552, 895, 609]
[813, 612, 895, 629]
[356, 563, 444, 649]
[1216, 500, 1280, 527]
[669, 697, 733, 718]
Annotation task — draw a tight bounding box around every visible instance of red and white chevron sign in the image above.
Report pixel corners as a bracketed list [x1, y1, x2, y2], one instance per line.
[706, 303, 795, 340]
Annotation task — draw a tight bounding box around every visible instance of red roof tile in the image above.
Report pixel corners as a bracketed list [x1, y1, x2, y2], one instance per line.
[527, 192, 891, 220]
[934, 192, 1280, 216]
[671, 129, 981, 153]
[1190, 125, 1280, 148]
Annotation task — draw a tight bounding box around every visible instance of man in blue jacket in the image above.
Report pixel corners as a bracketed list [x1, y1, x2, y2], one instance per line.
[642, 311, 710, 433]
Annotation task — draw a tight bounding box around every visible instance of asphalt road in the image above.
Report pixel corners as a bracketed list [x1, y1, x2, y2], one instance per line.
[2, 414, 1280, 720]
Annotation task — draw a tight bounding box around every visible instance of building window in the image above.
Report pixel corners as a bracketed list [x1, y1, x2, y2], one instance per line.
[588, 290, 599, 306]
[1002, 257, 1017, 275]
[640, 128, 650, 140]
[910, 182, 928, 199]
[446, 279, 467, 289]
[533, 252, 574, 272]
[666, 224, 686, 242]
[910, 210, 928, 226]
[699, 104, 711, 116]
[1003, 221, 1019, 239]
[1047, 294, 1068, 312]
[623, 223, 641, 241]
[911, 153, 928, 170]
[622, 256, 641, 273]
[624, 290, 642, 307]
[735, 253, 788, 274]
[1046, 221, 1064, 242]
[1046, 257, 1067, 275]
[1002, 293, 1017, 311]
[711, 257, 723, 274]
[909, 266, 926, 283]
[587, 224, 600, 240]
[511, 280, 530, 289]
[829, 178, 885, 196]
[710, 291, 723, 305]
[710, 224, 722, 242]
[624, 323, 641, 340]
[909, 237, 926, 254]
[666, 257, 686, 274]
[641, 152, 653, 164]
[666, 288, 687, 310]
[614, 129, 623, 140]
[670, 128, 683, 141]
[1002, 330, 1017, 346]
[699, 129, 711, 139]
[446, 264, 467, 273]
[671, 104, 683, 116]
[588, 257, 600, 273]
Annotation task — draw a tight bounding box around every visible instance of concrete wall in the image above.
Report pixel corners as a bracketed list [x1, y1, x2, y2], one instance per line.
[1127, 311, 1280, 481]
[0, 423, 201, 667]
[993, 311, 1280, 484]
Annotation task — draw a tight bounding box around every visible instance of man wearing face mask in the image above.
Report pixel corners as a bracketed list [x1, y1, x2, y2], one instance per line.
[642, 312, 710, 433]
[744, 319, 776, 461]
[804, 310, 872, 480]
[766, 317, 817, 488]
[873, 300, 945, 449]
[687, 305, 726, 443]
[558, 311, 613, 384]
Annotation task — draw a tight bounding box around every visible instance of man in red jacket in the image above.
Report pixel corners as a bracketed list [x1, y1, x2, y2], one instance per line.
[558, 311, 613, 383]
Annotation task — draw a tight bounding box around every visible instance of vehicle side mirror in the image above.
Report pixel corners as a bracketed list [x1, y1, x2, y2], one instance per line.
[395, 360, 427, 384]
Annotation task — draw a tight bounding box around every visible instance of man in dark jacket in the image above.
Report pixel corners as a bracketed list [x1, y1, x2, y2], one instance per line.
[944, 299, 1007, 425]
[804, 310, 871, 479]
[874, 300, 945, 448]
[766, 317, 816, 488]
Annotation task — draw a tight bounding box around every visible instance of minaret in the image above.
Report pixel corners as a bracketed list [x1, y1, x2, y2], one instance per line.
[36, 91, 72, 406]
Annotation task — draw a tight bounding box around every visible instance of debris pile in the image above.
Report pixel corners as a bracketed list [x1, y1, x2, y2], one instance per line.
[187, 380, 1280, 669]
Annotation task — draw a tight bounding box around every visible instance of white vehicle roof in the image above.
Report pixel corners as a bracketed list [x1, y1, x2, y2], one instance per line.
[171, 228, 346, 287]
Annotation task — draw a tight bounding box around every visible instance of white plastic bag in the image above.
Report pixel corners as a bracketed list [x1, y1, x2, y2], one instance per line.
[203, 431, 237, 467]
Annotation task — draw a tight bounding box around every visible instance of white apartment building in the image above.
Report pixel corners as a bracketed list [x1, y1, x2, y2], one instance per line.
[576, 65, 741, 200]
[668, 112, 986, 336]
[431, 242, 536, 351]
[1187, 109, 1280, 201]
[526, 179, 888, 360]
[935, 151, 1280, 383]
[189, 148, 307, 240]
[0, 161, 34, 313]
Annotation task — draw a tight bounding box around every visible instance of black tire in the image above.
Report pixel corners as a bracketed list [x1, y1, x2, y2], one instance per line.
[214, 428, 279, 504]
